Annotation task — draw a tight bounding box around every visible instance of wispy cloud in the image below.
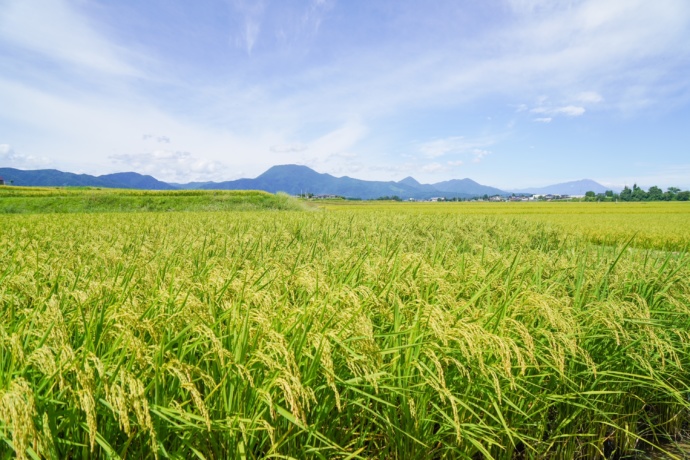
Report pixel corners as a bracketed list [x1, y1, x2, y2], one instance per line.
[0, 144, 52, 169]
[532, 105, 586, 117]
[421, 162, 444, 173]
[270, 144, 308, 153]
[0, 0, 139, 76]
[306, 120, 367, 158]
[230, 0, 266, 54]
[418, 136, 495, 163]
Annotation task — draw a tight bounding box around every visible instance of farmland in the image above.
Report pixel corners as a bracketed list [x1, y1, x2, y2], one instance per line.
[1, 189, 689, 459]
[0, 187, 306, 214]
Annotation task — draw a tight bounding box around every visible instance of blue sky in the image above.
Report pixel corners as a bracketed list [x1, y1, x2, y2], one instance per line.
[1, 0, 689, 189]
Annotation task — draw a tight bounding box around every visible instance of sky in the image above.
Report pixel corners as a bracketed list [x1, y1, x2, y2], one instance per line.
[1, 0, 689, 190]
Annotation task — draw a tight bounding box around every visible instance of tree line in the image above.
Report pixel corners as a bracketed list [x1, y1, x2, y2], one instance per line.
[584, 184, 690, 202]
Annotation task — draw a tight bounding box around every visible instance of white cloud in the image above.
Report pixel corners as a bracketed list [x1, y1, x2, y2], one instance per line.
[556, 106, 586, 116]
[534, 117, 552, 123]
[0, 144, 52, 169]
[577, 91, 603, 103]
[418, 136, 495, 163]
[471, 149, 490, 163]
[0, 76, 283, 180]
[447, 160, 464, 166]
[109, 150, 230, 183]
[531, 105, 586, 117]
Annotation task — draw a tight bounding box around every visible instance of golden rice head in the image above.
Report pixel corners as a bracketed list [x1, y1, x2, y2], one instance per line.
[0, 378, 39, 460]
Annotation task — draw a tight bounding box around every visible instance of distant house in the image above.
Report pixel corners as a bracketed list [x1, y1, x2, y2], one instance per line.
[0, 177, 4, 186]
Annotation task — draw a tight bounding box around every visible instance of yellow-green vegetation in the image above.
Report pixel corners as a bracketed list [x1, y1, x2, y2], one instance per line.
[1, 197, 689, 459]
[321, 201, 690, 251]
[0, 186, 306, 213]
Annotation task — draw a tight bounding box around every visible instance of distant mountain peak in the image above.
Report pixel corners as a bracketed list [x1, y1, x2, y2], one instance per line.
[261, 164, 318, 174]
[398, 176, 421, 187]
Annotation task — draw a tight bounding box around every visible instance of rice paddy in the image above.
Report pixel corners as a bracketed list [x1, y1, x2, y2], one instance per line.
[1, 191, 689, 459]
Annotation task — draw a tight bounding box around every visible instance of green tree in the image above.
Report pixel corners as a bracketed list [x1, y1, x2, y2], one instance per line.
[620, 186, 632, 201]
[648, 186, 663, 201]
[677, 191, 690, 201]
[631, 184, 647, 201]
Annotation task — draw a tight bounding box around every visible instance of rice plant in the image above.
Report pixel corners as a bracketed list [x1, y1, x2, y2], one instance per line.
[1, 205, 689, 459]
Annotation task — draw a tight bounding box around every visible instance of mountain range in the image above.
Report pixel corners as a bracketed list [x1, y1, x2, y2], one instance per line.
[0, 168, 175, 190]
[0, 165, 610, 199]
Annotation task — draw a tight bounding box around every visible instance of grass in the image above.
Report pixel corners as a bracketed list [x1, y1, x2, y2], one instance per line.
[0, 186, 307, 213]
[0, 194, 689, 459]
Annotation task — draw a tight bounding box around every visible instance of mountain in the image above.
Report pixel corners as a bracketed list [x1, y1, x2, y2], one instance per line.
[509, 179, 611, 196]
[199, 164, 507, 199]
[397, 176, 438, 193]
[398, 176, 422, 187]
[0, 165, 510, 198]
[98, 172, 176, 190]
[199, 165, 429, 199]
[0, 168, 175, 190]
[395, 175, 507, 197]
[1, 165, 614, 199]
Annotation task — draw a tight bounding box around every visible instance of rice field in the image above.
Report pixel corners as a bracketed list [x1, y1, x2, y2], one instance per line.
[1, 196, 689, 459]
[0, 187, 306, 214]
